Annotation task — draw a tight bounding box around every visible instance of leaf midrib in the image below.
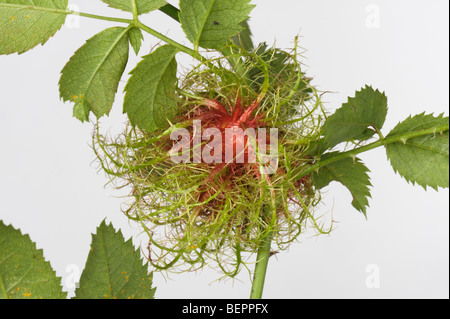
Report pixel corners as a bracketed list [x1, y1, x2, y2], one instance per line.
[0, 240, 49, 298]
[131, 0, 138, 17]
[95, 228, 113, 298]
[393, 139, 449, 157]
[126, 48, 177, 124]
[193, 0, 215, 49]
[83, 27, 129, 113]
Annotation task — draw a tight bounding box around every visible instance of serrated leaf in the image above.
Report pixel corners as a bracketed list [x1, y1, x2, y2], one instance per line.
[73, 102, 90, 122]
[322, 85, 388, 150]
[0, 221, 66, 299]
[179, 0, 254, 50]
[74, 220, 156, 299]
[386, 113, 449, 190]
[312, 154, 372, 215]
[0, 0, 68, 55]
[59, 27, 130, 120]
[128, 27, 143, 55]
[100, 0, 167, 15]
[124, 44, 178, 132]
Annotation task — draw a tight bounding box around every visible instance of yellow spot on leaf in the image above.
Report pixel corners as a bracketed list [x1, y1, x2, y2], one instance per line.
[11, 17, 15, 21]
[23, 293, 31, 297]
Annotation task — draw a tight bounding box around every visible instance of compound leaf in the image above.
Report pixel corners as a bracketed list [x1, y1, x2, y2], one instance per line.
[100, 0, 167, 15]
[74, 220, 156, 299]
[179, 0, 254, 50]
[322, 85, 388, 150]
[0, 0, 68, 54]
[59, 27, 130, 120]
[124, 44, 178, 132]
[0, 221, 66, 299]
[386, 113, 449, 190]
[312, 154, 372, 215]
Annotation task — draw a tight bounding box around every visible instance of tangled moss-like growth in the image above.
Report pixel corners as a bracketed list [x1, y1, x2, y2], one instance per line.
[93, 41, 331, 277]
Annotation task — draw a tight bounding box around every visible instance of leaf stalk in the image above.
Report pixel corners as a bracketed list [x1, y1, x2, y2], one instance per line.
[250, 205, 274, 299]
[292, 123, 450, 181]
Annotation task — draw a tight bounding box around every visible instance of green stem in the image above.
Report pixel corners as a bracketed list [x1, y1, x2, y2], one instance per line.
[250, 204, 275, 299]
[75, 11, 134, 25]
[11, 2, 249, 77]
[77, 11, 208, 63]
[292, 123, 450, 181]
[250, 229, 273, 299]
[0, 3, 135, 24]
[131, 0, 139, 21]
[133, 20, 205, 62]
[76, 11, 205, 62]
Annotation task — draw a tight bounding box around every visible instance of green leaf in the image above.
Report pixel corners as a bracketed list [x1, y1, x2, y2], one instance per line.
[0, 221, 66, 299]
[305, 138, 330, 157]
[100, 0, 167, 15]
[73, 101, 90, 123]
[322, 85, 388, 149]
[312, 154, 372, 215]
[179, 0, 255, 50]
[74, 220, 156, 299]
[386, 113, 449, 190]
[59, 27, 130, 120]
[232, 19, 254, 51]
[124, 44, 178, 132]
[128, 27, 144, 55]
[0, 0, 68, 55]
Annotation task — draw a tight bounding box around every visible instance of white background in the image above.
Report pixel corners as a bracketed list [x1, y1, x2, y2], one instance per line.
[0, 0, 448, 299]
